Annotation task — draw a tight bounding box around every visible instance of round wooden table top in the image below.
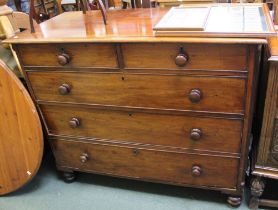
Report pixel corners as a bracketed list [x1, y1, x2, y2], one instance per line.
[0, 60, 43, 195]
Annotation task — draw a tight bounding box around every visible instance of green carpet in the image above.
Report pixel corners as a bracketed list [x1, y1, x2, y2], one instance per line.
[0, 154, 268, 210]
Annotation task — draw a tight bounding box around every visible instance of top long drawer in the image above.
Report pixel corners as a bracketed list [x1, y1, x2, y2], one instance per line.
[16, 43, 119, 68]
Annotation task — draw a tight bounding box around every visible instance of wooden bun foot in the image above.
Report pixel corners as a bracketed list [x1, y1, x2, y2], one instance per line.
[62, 171, 76, 183]
[227, 196, 242, 208]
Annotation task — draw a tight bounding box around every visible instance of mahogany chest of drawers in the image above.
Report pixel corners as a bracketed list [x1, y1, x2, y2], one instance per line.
[5, 7, 274, 207]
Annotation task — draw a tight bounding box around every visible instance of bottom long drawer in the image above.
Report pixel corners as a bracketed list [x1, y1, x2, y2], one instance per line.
[51, 139, 239, 189]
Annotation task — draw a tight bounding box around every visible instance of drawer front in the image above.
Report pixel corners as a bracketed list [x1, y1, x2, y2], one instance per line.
[28, 72, 246, 114]
[122, 43, 247, 70]
[17, 44, 118, 68]
[41, 104, 242, 153]
[51, 139, 239, 188]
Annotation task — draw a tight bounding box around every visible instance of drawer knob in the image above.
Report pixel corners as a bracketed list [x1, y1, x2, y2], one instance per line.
[188, 89, 202, 103]
[69, 118, 80, 128]
[80, 153, 89, 163]
[190, 128, 202, 141]
[57, 53, 70, 65]
[58, 84, 71, 95]
[175, 54, 188, 67]
[192, 166, 202, 177]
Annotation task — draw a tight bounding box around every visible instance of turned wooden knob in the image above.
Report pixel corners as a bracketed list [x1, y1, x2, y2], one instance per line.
[69, 118, 80, 128]
[188, 89, 202, 103]
[58, 84, 71, 95]
[175, 53, 188, 67]
[190, 128, 202, 141]
[80, 153, 88, 163]
[57, 53, 70, 65]
[192, 166, 202, 177]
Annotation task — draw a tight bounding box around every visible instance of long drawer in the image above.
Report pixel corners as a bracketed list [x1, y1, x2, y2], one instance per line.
[28, 72, 246, 114]
[122, 43, 247, 70]
[41, 104, 242, 153]
[17, 44, 118, 68]
[51, 139, 239, 188]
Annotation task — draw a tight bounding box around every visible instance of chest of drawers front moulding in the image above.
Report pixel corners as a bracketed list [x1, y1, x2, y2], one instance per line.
[5, 6, 274, 207]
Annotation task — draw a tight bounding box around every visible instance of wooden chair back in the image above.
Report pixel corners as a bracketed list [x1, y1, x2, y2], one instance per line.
[29, 0, 107, 32]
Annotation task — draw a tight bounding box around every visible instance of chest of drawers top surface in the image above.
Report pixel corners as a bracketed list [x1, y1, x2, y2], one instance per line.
[3, 5, 274, 45]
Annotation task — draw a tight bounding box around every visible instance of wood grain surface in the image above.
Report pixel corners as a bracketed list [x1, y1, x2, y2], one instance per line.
[27, 71, 246, 114]
[51, 138, 239, 189]
[122, 43, 247, 70]
[40, 104, 243, 153]
[2, 8, 269, 44]
[18, 43, 118, 68]
[0, 60, 43, 195]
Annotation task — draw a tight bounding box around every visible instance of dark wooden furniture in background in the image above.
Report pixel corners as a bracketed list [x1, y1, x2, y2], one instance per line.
[33, 0, 57, 21]
[4, 5, 275, 206]
[0, 60, 43, 195]
[156, 0, 214, 7]
[249, 36, 278, 209]
[29, 0, 107, 32]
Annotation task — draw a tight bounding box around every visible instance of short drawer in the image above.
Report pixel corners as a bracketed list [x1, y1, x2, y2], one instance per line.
[122, 43, 247, 70]
[17, 44, 118, 68]
[51, 139, 239, 189]
[41, 104, 242, 153]
[28, 72, 246, 114]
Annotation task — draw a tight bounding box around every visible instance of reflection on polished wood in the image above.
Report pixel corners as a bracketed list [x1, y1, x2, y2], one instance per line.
[4, 8, 272, 44]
